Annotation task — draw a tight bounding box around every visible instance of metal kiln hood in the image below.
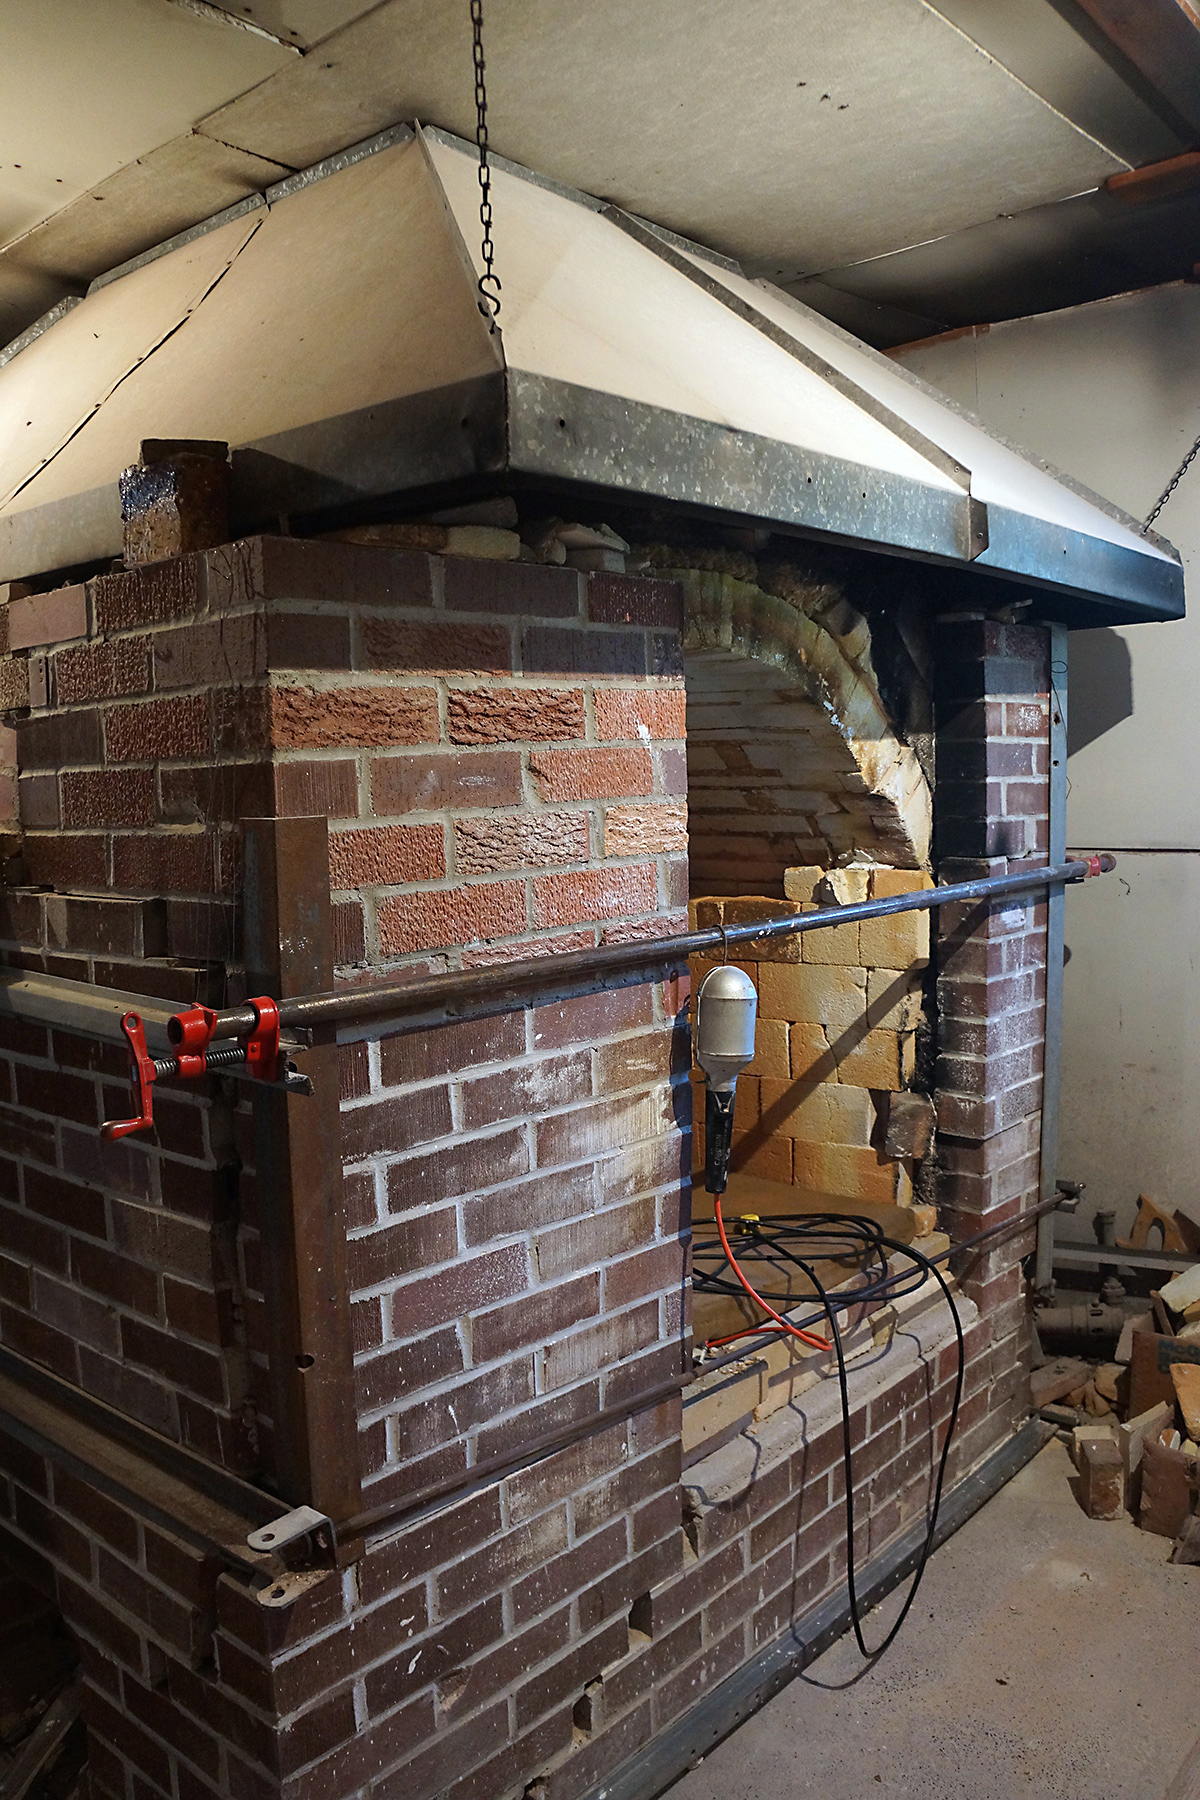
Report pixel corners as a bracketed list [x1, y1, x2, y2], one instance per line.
[0, 124, 1182, 625]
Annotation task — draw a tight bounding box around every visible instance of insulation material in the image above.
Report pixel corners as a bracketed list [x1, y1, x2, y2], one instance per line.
[193, 0, 1125, 273]
[0, 212, 262, 509]
[424, 135, 963, 493]
[1, 136, 501, 517]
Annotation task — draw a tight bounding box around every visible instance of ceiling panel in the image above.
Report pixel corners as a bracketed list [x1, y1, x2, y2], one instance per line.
[196, 0, 1127, 275]
[0, 0, 292, 247]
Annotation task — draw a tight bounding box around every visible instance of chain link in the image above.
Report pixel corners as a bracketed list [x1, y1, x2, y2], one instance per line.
[1143, 427, 1200, 532]
[470, 0, 501, 329]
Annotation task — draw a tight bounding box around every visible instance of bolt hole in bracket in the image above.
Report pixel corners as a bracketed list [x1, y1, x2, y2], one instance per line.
[100, 997, 312, 1140]
[246, 1504, 338, 1609]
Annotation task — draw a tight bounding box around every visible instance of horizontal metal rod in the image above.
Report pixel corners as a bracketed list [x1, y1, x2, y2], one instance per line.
[342, 1373, 687, 1539]
[201, 859, 1109, 1043]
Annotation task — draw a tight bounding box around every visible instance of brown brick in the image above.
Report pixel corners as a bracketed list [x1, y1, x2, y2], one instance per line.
[472, 1272, 600, 1362]
[587, 572, 684, 628]
[462, 1165, 595, 1244]
[112, 832, 222, 895]
[120, 1316, 226, 1401]
[333, 898, 365, 964]
[60, 769, 156, 829]
[254, 536, 435, 608]
[329, 823, 445, 888]
[24, 833, 108, 891]
[532, 984, 655, 1050]
[389, 1242, 529, 1336]
[535, 1198, 657, 1280]
[529, 745, 653, 802]
[8, 585, 88, 650]
[272, 757, 359, 818]
[0, 659, 28, 711]
[71, 1239, 159, 1316]
[265, 610, 352, 669]
[604, 802, 687, 856]
[533, 864, 659, 929]
[388, 1127, 529, 1210]
[378, 880, 526, 955]
[152, 615, 262, 690]
[348, 1205, 458, 1291]
[594, 688, 686, 741]
[93, 560, 198, 633]
[362, 618, 512, 674]
[105, 694, 208, 762]
[379, 1010, 525, 1086]
[371, 749, 523, 816]
[18, 773, 58, 829]
[447, 686, 585, 745]
[270, 684, 438, 748]
[443, 557, 580, 618]
[454, 810, 589, 875]
[16, 708, 101, 768]
[356, 1324, 465, 1409]
[461, 1050, 592, 1131]
[523, 626, 646, 676]
[341, 1083, 452, 1163]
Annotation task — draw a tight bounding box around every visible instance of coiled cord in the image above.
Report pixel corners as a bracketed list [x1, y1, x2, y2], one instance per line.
[693, 1210, 965, 1660]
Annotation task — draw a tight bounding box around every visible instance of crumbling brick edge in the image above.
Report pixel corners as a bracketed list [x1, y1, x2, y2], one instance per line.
[578, 1416, 1050, 1800]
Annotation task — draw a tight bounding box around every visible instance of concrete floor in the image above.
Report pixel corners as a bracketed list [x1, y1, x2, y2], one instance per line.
[669, 1440, 1200, 1800]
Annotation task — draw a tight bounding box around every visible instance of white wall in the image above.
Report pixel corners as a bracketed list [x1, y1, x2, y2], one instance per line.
[896, 286, 1200, 1234]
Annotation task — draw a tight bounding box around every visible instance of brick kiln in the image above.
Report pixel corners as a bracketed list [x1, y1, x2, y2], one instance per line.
[0, 125, 1182, 1800]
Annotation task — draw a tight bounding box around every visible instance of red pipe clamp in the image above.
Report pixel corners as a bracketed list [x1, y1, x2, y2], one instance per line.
[100, 998, 283, 1141]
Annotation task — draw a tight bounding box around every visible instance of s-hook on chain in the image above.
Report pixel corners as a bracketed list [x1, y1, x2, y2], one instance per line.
[1143, 425, 1200, 532]
[471, 0, 501, 329]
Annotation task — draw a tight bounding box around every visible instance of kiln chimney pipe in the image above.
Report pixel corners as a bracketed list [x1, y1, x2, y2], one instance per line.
[182, 858, 1114, 1046]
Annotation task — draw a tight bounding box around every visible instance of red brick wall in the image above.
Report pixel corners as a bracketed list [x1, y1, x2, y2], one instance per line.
[0, 555, 1052, 1800]
[933, 618, 1051, 1458]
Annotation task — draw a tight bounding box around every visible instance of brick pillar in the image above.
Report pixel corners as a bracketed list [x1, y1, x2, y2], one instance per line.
[933, 619, 1051, 1458]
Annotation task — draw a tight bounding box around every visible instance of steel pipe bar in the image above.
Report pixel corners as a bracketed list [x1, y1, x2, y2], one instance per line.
[198, 858, 1111, 1044]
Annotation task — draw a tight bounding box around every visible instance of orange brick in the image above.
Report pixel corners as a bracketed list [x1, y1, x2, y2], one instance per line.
[789, 1022, 836, 1082]
[528, 746, 653, 802]
[858, 907, 930, 970]
[729, 1133, 793, 1183]
[836, 1029, 915, 1090]
[271, 685, 438, 748]
[792, 1140, 896, 1202]
[594, 688, 686, 742]
[782, 866, 824, 906]
[866, 968, 924, 1031]
[801, 918, 860, 964]
[604, 803, 687, 857]
[759, 1080, 875, 1145]
[532, 864, 659, 929]
[378, 881, 526, 954]
[759, 963, 866, 1027]
[745, 1018, 790, 1079]
[329, 825, 445, 889]
[868, 869, 934, 897]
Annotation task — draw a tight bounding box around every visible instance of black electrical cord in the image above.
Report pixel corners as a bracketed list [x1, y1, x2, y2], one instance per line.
[692, 1213, 965, 1661]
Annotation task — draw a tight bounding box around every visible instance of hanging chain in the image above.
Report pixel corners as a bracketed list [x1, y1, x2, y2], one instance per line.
[470, 0, 501, 329]
[1143, 427, 1200, 532]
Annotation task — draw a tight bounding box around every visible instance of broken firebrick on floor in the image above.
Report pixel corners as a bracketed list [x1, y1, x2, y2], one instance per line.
[1032, 1245, 1200, 1556]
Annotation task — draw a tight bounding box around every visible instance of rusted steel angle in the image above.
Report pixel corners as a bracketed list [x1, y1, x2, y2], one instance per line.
[242, 816, 361, 1524]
